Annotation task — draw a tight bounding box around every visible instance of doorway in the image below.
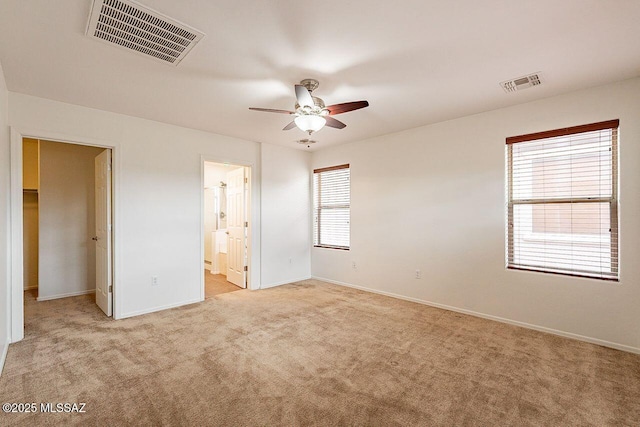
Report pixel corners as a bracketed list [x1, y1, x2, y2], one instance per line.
[10, 131, 116, 342]
[203, 161, 251, 298]
[21, 138, 113, 313]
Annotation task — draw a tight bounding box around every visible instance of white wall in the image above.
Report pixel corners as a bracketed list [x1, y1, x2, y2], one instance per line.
[312, 77, 640, 352]
[0, 61, 10, 369]
[261, 143, 311, 287]
[7, 92, 266, 318]
[38, 141, 104, 300]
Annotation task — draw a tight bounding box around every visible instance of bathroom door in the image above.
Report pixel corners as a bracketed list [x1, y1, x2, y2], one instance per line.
[226, 167, 246, 288]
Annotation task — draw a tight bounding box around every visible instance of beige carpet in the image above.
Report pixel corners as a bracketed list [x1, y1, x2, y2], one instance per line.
[1, 281, 639, 426]
[204, 271, 241, 298]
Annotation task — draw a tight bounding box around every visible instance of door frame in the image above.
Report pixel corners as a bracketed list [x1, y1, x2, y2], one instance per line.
[200, 156, 255, 298]
[9, 127, 119, 343]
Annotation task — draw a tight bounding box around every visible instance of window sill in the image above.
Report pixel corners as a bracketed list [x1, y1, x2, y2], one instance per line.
[507, 265, 618, 282]
[313, 245, 349, 251]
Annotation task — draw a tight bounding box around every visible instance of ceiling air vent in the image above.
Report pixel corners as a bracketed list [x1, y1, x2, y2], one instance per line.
[500, 73, 542, 93]
[86, 0, 204, 66]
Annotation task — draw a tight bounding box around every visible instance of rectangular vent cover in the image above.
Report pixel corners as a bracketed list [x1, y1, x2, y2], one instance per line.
[500, 73, 542, 93]
[86, 0, 204, 65]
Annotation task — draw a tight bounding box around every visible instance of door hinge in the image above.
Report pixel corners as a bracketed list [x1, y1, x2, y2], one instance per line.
[244, 221, 248, 227]
[244, 177, 248, 184]
[108, 285, 113, 293]
[243, 266, 248, 272]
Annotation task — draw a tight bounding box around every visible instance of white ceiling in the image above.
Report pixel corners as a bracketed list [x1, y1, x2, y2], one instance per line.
[1, 0, 639, 151]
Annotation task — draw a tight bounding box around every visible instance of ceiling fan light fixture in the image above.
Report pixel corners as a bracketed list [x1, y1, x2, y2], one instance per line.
[294, 115, 326, 134]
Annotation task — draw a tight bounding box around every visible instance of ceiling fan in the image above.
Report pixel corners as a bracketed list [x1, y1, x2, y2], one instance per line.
[249, 79, 369, 135]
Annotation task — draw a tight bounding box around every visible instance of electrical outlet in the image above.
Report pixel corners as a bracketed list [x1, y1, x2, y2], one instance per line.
[152, 276, 159, 286]
[415, 270, 421, 279]
[352, 262, 357, 269]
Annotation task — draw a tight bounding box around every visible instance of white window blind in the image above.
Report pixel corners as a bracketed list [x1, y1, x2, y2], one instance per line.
[313, 164, 350, 249]
[506, 120, 619, 281]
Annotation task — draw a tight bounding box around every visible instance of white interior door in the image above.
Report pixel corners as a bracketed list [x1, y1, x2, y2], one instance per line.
[226, 167, 246, 288]
[95, 149, 112, 316]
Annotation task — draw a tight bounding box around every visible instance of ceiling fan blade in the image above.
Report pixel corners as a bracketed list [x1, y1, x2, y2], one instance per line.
[294, 85, 314, 108]
[326, 100, 369, 115]
[324, 116, 346, 129]
[249, 107, 295, 114]
[283, 121, 297, 131]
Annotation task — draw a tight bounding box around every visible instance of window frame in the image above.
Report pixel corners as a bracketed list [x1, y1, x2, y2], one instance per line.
[313, 164, 350, 250]
[506, 119, 619, 281]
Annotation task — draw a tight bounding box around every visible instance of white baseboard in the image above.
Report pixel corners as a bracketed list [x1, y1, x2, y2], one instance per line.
[0, 338, 9, 378]
[120, 297, 202, 319]
[312, 276, 640, 355]
[37, 289, 95, 301]
[260, 276, 312, 290]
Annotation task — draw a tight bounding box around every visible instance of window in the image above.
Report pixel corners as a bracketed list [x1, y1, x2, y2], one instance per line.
[506, 120, 619, 280]
[313, 164, 350, 249]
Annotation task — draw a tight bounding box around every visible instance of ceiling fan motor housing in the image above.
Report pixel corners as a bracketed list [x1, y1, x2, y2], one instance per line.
[295, 96, 327, 115]
[300, 78, 320, 92]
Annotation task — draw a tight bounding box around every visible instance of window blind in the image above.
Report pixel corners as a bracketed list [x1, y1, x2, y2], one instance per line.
[506, 120, 619, 280]
[313, 164, 350, 249]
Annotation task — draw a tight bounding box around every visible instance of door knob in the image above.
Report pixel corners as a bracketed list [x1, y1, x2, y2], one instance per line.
[92, 236, 99, 241]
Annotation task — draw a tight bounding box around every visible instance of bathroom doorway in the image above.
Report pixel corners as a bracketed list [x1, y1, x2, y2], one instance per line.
[203, 161, 251, 297]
